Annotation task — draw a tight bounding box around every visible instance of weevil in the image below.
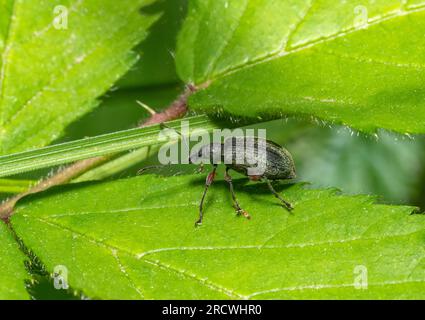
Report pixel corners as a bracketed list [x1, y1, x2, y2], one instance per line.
[189, 137, 296, 226]
[136, 102, 296, 226]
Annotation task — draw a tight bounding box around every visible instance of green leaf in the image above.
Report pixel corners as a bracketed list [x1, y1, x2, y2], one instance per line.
[177, 0, 425, 133]
[0, 0, 158, 154]
[10, 174, 425, 299]
[0, 222, 29, 299]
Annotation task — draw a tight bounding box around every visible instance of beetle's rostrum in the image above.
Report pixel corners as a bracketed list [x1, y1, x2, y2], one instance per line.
[189, 137, 296, 226]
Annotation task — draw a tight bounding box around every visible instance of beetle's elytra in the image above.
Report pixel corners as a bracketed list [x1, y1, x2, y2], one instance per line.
[189, 137, 296, 226]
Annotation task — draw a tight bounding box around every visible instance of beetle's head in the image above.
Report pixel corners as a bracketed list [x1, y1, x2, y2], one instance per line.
[189, 143, 223, 165]
[288, 166, 296, 179]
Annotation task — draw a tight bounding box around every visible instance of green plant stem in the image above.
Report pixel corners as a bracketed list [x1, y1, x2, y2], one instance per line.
[0, 115, 214, 178]
[73, 145, 160, 182]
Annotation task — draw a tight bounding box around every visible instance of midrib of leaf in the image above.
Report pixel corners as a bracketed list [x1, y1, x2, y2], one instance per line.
[202, 4, 425, 85]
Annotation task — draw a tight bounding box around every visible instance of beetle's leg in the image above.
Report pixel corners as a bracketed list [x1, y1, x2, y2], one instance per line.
[265, 178, 293, 210]
[224, 167, 251, 220]
[195, 165, 217, 226]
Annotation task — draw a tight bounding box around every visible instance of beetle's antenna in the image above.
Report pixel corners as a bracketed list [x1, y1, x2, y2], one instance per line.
[137, 100, 198, 172]
[137, 165, 171, 175]
[137, 100, 190, 151]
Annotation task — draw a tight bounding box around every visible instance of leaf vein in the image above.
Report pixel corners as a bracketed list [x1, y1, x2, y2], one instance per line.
[283, 0, 316, 51]
[209, 4, 425, 83]
[111, 248, 145, 299]
[323, 49, 425, 71]
[246, 279, 425, 298]
[143, 258, 244, 299]
[204, 0, 250, 78]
